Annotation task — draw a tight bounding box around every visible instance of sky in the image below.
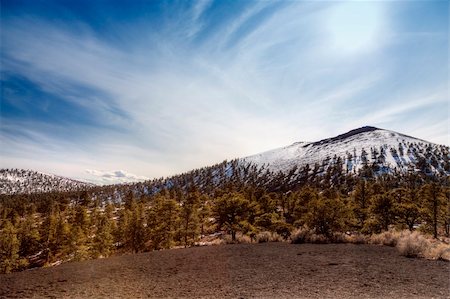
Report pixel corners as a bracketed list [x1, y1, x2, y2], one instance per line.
[0, 0, 448, 184]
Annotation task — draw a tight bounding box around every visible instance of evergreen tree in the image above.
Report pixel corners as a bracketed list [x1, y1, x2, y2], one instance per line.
[393, 188, 421, 231]
[213, 192, 250, 241]
[147, 196, 179, 250]
[0, 220, 27, 273]
[68, 205, 89, 261]
[127, 202, 147, 253]
[17, 215, 41, 257]
[351, 181, 370, 230]
[91, 213, 115, 258]
[115, 208, 131, 249]
[420, 182, 444, 238]
[180, 192, 200, 247]
[302, 194, 348, 237]
[368, 194, 396, 232]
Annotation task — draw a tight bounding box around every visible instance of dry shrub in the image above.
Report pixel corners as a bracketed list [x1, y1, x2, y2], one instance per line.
[331, 233, 350, 243]
[237, 234, 252, 244]
[370, 230, 402, 247]
[396, 231, 430, 258]
[195, 239, 224, 246]
[222, 234, 233, 244]
[290, 228, 328, 244]
[425, 242, 450, 261]
[223, 233, 252, 244]
[290, 228, 313, 244]
[309, 234, 328, 244]
[346, 233, 367, 244]
[195, 233, 225, 246]
[256, 231, 283, 243]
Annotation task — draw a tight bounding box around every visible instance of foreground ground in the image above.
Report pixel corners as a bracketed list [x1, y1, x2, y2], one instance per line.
[0, 243, 449, 298]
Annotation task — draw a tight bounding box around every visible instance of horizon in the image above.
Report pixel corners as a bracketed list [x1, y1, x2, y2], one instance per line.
[1, 0, 448, 184]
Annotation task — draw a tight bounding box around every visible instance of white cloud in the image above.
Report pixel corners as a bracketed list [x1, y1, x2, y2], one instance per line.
[85, 169, 148, 185]
[1, 2, 448, 183]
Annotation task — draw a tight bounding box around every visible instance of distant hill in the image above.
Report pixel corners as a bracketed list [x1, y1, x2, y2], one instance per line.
[0, 169, 94, 195]
[242, 126, 449, 175]
[1, 126, 448, 196]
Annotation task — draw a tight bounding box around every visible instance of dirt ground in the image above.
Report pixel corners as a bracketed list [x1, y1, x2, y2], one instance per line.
[0, 243, 449, 299]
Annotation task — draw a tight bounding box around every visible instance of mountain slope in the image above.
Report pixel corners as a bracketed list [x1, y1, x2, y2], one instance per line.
[242, 126, 449, 176]
[0, 169, 94, 195]
[1, 127, 448, 196]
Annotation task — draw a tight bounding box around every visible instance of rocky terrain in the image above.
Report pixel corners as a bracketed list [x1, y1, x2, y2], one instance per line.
[1, 243, 448, 299]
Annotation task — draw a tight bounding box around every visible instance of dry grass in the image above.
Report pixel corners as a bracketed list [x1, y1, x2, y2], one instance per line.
[200, 228, 449, 262]
[396, 231, 430, 258]
[290, 228, 328, 244]
[425, 242, 450, 261]
[255, 231, 284, 243]
[290, 229, 367, 244]
[369, 230, 450, 261]
[222, 233, 252, 244]
[369, 230, 403, 247]
[345, 233, 368, 244]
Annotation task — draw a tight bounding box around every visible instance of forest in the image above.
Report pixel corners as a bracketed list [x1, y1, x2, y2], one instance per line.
[1, 153, 449, 274]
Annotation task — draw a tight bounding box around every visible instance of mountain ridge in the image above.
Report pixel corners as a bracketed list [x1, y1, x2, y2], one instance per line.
[0, 168, 94, 195]
[242, 126, 448, 175]
[1, 126, 448, 195]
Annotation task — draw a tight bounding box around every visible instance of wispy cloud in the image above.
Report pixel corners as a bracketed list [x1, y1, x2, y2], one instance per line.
[1, 1, 448, 182]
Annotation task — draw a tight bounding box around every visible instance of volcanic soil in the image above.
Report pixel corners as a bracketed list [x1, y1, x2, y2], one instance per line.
[0, 243, 449, 298]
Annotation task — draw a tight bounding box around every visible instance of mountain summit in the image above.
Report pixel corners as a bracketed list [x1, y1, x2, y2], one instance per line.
[242, 126, 448, 175]
[1, 127, 448, 195]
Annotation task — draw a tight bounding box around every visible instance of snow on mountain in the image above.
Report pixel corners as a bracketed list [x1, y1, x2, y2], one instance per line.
[0, 169, 94, 195]
[2, 127, 448, 196]
[242, 126, 449, 175]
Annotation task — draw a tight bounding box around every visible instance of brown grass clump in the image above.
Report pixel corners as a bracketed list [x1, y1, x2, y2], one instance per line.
[396, 231, 430, 258]
[223, 233, 252, 244]
[256, 231, 283, 243]
[424, 241, 450, 261]
[369, 230, 450, 261]
[290, 228, 313, 244]
[290, 228, 328, 244]
[369, 230, 402, 247]
[345, 233, 368, 244]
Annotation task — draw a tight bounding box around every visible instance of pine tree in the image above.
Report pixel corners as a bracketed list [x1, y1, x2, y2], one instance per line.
[352, 181, 370, 230]
[17, 215, 41, 257]
[369, 193, 396, 232]
[115, 208, 131, 249]
[393, 188, 421, 231]
[180, 192, 200, 247]
[91, 213, 114, 258]
[0, 220, 27, 273]
[302, 194, 348, 237]
[128, 202, 147, 253]
[213, 192, 250, 241]
[147, 196, 179, 250]
[421, 182, 445, 238]
[68, 206, 89, 261]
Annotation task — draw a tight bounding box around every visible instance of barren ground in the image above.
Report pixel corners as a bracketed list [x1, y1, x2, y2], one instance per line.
[0, 243, 449, 298]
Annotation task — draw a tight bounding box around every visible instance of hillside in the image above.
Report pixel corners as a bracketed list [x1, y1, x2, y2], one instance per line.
[0, 169, 94, 195]
[1, 127, 448, 196]
[242, 126, 449, 175]
[1, 126, 449, 275]
[123, 126, 449, 198]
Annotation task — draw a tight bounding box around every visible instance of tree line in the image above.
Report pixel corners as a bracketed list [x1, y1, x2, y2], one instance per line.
[1, 171, 448, 273]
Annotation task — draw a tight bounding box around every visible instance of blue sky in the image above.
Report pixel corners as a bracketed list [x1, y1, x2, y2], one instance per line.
[1, 0, 448, 184]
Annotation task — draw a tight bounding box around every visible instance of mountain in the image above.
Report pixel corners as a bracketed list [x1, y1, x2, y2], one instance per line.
[0, 169, 94, 195]
[242, 126, 449, 176]
[1, 127, 448, 196]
